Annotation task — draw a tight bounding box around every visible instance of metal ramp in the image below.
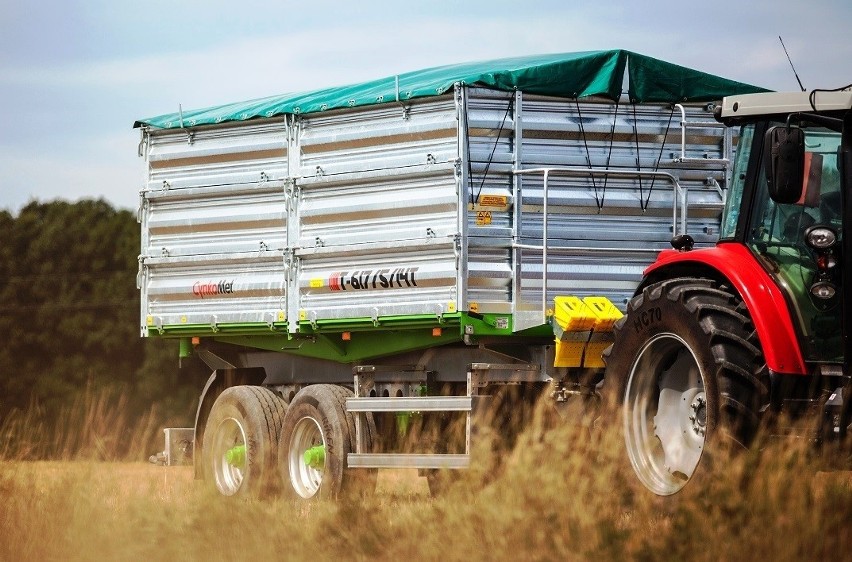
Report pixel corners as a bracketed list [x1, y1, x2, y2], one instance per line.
[346, 363, 542, 469]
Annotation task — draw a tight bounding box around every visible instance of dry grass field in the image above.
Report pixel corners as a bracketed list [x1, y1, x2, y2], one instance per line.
[2, 393, 852, 561]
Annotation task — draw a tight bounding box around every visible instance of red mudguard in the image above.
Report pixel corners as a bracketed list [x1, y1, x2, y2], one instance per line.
[644, 243, 807, 375]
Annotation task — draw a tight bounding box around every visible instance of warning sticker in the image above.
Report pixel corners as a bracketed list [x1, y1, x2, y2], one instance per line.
[475, 211, 492, 226]
[479, 195, 507, 207]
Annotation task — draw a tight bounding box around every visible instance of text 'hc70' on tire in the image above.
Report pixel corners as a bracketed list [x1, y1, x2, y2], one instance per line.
[603, 278, 769, 496]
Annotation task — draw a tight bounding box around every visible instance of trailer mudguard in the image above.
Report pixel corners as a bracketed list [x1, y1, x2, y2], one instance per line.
[642, 242, 807, 375]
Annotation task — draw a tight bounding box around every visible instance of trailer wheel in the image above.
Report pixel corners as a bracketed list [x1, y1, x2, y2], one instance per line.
[278, 385, 376, 500]
[603, 278, 768, 496]
[202, 385, 288, 497]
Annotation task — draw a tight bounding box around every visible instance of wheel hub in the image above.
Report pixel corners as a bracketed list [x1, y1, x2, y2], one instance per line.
[211, 417, 247, 496]
[289, 416, 326, 498]
[690, 395, 707, 436]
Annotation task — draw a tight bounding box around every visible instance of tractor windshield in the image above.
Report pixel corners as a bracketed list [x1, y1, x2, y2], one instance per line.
[744, 124, 843, 362]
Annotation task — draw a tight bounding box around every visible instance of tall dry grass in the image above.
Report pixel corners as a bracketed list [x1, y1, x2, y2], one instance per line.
[0, 386, 163, 461]
[1, 391, 852, 561]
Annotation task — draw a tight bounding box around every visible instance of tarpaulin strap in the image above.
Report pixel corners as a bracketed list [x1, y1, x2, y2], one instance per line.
[473, 92, 515, 205]
[632, 103, 647, 211]
[599, 98, 620, 211]
[574, 99, 602, 211]
[646, 107, 676, 211]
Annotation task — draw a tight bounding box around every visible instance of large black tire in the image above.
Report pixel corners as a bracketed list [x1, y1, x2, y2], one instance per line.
[603, 278, 769, 496]
[278, 384, 377, 500]
[202, 385, 288, 497]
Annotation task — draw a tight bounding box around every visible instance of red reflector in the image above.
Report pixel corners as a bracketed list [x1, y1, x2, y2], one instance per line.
[342, 332, 351, 341]
[432, 328, 442, 337]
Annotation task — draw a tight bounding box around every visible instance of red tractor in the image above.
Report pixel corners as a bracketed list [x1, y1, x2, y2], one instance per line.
[606, 89, 852, 495]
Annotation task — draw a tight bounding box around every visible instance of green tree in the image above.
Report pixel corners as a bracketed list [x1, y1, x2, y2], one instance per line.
[0, 200, 208, 455]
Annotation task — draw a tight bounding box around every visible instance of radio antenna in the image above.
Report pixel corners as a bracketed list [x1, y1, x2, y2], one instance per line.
[779, 36, 806, 91]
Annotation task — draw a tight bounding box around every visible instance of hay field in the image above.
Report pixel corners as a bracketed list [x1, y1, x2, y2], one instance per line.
[2, 397, 852, 561]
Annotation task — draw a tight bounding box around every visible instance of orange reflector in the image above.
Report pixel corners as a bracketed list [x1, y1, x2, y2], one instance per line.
[191, 337, 200, 346]
[432, 328, 442, 337]
[342, 332, 351, 341]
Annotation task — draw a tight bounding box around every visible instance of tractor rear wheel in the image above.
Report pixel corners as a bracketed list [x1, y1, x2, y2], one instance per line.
[604, 278, 769, 495]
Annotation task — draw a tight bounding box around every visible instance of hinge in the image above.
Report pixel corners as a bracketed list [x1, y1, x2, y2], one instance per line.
[136, 257, 146, 289]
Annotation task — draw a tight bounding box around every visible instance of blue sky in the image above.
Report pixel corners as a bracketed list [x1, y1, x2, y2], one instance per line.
[1, 0, 850, 213]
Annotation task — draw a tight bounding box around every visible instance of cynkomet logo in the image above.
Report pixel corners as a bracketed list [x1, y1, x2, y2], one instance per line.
[192, 280, 235, 298]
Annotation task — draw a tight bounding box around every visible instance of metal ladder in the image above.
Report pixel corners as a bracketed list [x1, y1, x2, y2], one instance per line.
[346, 363, 542, 469]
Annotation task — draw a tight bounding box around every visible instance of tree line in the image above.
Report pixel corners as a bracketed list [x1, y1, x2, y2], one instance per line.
[0, 199, 209, 445]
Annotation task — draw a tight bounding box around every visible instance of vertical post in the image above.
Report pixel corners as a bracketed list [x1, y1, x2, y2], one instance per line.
[353, 374, 364, 455]
[542, 169, 550, 322]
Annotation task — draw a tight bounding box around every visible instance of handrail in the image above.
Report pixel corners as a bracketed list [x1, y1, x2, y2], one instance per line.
[512, 166, 687, 321]
[673, 104, 728, 164]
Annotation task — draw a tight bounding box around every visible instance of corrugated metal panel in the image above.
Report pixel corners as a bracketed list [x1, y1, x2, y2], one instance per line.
[295, 243, 458, 321]
[141, 252, 287, 333]
[466, 243, 513, 312]
[296, 98, 458, 177]
[513, 95, 729, 327]
[296, 164, 458, 249]
[458, 89, 731, 326]
[143, 182, 288, 258]
[138, 86, 734, 337]
[145, 119, 289, 190]
[140, 120, 291, 334]
[517, 250, 659, 308]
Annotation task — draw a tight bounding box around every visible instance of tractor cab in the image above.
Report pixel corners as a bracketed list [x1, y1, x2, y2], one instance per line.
[719, 90, 852, 375]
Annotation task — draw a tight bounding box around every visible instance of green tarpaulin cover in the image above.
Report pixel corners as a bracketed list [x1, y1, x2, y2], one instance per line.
[134, 49, 768, 129]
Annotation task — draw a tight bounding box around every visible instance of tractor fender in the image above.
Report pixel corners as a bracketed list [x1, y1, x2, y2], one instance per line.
[642, 242, 806, 375]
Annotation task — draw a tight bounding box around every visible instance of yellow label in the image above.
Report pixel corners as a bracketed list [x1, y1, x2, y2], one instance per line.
[447, 301, 457, 313]
[310, 278, 323, 288]
[299, 310, 307, 321]
[469, 302, 479, 313]
[146, 315, 153, 326]
[475, 211, 492, 226]
[480, 195, 507, 207]
[277, 311, 286, 322]
[180, 316, 187, 324]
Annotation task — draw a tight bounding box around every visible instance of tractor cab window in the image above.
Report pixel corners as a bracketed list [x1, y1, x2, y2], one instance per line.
[720, 124, 756, 240]
[747, 125, 843, 362]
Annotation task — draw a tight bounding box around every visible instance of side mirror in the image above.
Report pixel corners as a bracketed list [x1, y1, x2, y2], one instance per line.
[764, 125, 805, 204]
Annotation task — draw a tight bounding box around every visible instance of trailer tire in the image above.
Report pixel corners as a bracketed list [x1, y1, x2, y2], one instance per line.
[202, 385, 288, 497]
[603, 278, 768, 496]
[278, 384, 376, 500]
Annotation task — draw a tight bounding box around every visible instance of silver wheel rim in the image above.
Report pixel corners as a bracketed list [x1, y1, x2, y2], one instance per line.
[210, 417, 247, 496]
[289, 416, 325, 499]
[624, 333, 707, 496]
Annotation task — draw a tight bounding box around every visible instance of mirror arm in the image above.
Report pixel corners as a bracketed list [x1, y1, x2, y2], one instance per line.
[786, 112, 844, 132]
